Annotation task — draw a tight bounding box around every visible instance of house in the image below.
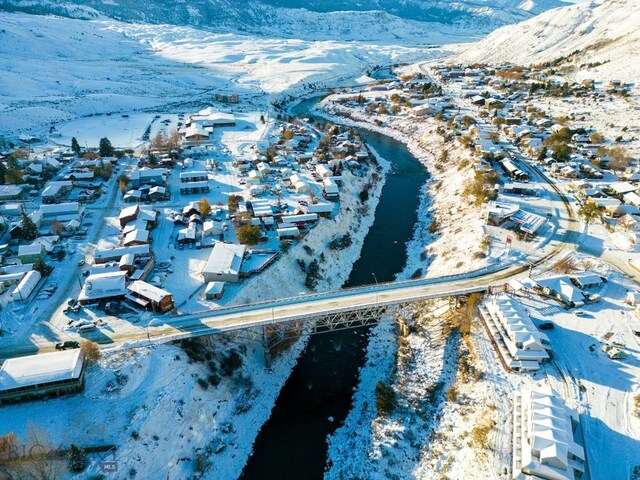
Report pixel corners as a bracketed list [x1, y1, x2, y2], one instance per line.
[484, 295, 550, 371]
[148, 186, 169, 202]
[129, 168, 168, 189]
[300, 203, 333, 217]
[126, 281, 174, 313]
[11, 270, 41, 302]
[183, 123, 210, 142]
[202, 243, 246, 283]
[0, 349, 86, 405]
[280, 213, 318, 226]
[93, 244, 150, 264]
[38, 202, 83, 225]
[180, 171, 208, 183]
[512, 387, 585, 480]
[323, 178, 339, 200]
[204, 281, 225, 300]
[123, 190, 143, 204]
[179, 181, 209, 195]
[610, 182, 637, 196]
[18, 244, 45, 264]
[503, 182, 540, 196]
[535, 275, 585, 307]
[41, 182, 72, 204]
[0, 185, 24, 201]
[277, 227, 299, 239]
[119, 205, 139, 228]
[78, 271, 128, 304]
[203, 220, 224, 237]
[570, 273, 604, 290]
[486, 202, 520, 226]
[123, 229, 150, 247]
[623, 192, 640, 208]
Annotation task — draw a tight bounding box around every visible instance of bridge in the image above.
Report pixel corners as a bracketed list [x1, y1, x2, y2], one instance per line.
[0, 155, 583, 362]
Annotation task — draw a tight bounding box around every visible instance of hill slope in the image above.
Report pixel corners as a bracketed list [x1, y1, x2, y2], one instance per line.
[0, 0, 563, 41]
[454, 0, 640, 83]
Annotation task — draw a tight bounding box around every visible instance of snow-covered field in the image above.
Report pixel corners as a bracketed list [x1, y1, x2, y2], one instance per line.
[0, 11, 454, 139]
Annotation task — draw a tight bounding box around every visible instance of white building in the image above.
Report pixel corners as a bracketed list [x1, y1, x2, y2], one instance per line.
[11, 270, 41, 302]
[513, 387, 586, 480]
[202, 243, 246, 283]
[484, 295, 550, 371]
[78, 271, 128, 304]
[0, 349, 86, 404]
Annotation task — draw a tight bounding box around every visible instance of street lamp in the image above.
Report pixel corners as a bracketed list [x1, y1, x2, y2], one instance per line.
[371, 272, 379, 306]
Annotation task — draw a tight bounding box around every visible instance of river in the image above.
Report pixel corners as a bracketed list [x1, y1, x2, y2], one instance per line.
[240, 95, 429, 479]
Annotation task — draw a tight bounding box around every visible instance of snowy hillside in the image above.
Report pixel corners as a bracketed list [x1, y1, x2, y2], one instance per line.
[0, 12, 452, 136]
[454, 0, 640, 83]
[1, 0, 563, 40]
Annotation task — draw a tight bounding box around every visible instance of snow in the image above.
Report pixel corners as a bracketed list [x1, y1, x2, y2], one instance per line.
[454, 0, 640, 84]
[0, 11, 456, 139]
[0, 349, 83, 391]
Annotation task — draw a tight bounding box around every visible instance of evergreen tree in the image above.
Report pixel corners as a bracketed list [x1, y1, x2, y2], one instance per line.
[71, 137, 81, 156]
[19, 213, 38, 241]
[67, 444, 86, 472]
[33, 257, 53, 277]
[98, 137, 115, 157]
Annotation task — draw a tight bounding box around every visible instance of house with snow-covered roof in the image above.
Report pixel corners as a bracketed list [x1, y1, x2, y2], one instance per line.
[0, 349, 86, 404]
[513, 387, 585, 480]
[484, 295, 551, 371]
[534, 275, 585, 307]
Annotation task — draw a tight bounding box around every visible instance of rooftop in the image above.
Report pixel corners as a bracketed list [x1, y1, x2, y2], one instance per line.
[0, 349, 84, 393]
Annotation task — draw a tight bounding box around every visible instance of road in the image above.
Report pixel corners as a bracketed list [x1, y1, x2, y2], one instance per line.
[0, 68, 589, 361]
[1, 196, 580, 362]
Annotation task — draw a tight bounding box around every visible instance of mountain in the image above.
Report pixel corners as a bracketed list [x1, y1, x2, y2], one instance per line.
[0, 0, 563, 41]
[454, 0, 640, 83]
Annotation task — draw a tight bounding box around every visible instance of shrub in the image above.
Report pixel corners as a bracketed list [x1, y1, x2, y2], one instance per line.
[446, 386, 458, 403]
[131, 431, 139, 440]
[80, 340, 100, 365]
[208, 374, 221, 387]
[197, 378, 209, 390]
[194, 453, 209, 473]
[227, 194, 242, 214]
[67, 444, 86, 472]
[329, 233, 352, 250]
[471, 419, 496, 449]
[359, 188, 370, 203]
[220, 350, 243, 377]
[428, 218, 440, 234]
[305, 259, 320, 290]
[375, 382, 396, 416]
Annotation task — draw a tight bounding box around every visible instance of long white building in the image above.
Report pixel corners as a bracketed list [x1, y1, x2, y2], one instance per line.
[513, 387, 586, 480]
[485, 294, 550, 371]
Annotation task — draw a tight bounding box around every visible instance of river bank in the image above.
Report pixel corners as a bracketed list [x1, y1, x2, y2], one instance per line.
[314, 88, 507, 477]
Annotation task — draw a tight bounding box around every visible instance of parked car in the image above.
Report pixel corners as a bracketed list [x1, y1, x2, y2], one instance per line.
[55, 341, 80, 350]
[539, 322, 555, 330]
[574, 310, 586, 317]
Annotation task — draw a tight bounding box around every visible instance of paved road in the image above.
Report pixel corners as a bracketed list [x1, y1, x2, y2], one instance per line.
[0, 195, 580, 362]
[0, 72, 587, 361]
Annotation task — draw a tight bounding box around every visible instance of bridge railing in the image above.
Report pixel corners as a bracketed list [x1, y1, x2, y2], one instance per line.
[172, 256, 525, 324]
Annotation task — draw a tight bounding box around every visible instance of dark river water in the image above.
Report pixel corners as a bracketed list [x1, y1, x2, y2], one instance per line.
[240, 96, 429, 480]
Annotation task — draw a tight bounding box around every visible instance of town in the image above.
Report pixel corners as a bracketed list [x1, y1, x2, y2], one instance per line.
[0, 2, 639, 479]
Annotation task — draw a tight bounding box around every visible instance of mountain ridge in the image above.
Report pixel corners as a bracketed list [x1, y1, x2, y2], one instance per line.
[0, 0, 563, 41]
